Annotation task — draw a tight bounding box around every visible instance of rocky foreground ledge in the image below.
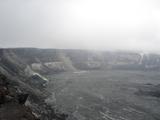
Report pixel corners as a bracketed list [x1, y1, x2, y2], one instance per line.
[0, 73, 69, 120]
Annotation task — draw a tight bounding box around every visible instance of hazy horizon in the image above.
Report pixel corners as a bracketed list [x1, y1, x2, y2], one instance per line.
[0, 0, 160, 53]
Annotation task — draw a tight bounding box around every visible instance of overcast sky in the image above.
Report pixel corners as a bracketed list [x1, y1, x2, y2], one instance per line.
[0, 0, 160, 52]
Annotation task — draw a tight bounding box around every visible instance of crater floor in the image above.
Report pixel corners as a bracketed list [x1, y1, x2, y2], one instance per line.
[46, 70, 160, 120]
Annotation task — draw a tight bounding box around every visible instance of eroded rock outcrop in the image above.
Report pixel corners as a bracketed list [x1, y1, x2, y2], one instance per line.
[0, 73, 69, 120]
[0, 73, 38, 120]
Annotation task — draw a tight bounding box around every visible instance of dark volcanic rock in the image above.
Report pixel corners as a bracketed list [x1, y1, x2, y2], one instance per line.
[135, 90, 160, 98]
[27, 73, 48, 89]
[0, 73, 70, 120]
[0, 73, 38, 120]
[17, 93, 29, 104]
[135, 84, 160, 98]
[0, 103, 38, 120]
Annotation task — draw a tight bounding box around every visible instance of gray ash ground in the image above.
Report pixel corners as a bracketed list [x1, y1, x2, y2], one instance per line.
[46, 70, 160, 120]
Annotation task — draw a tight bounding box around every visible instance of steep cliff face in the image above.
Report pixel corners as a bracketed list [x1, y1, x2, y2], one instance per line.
[0, 74, 38, 120]
[65, 50, 160, 70]
[0, 73, 70, 120]
[0, 48, 160, 78]
[1, 48, 160, 95]
[0, 48, 65, 76]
